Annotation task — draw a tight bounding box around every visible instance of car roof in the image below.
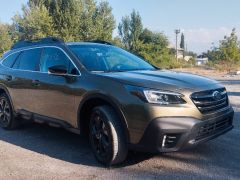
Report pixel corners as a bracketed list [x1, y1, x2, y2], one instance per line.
[4, 42, 111, 56]
[2, 37, 114, 59]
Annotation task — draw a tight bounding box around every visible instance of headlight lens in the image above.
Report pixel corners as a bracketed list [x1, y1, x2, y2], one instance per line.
[143, 90, 186, 105]
[126, 85, 186, 105]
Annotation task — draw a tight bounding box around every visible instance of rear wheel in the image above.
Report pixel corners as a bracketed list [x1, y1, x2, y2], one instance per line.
[89, 105, 128, 165]
[0, 93, 20, 130]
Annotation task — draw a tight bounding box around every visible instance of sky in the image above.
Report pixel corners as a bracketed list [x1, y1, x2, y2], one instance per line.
[0, 0, 240, 54]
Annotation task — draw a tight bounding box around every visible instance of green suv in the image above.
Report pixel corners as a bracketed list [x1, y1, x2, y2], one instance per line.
[0, 38, 234, 165]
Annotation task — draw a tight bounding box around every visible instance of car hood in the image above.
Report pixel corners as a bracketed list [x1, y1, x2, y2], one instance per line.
[98, 70, 222, 92]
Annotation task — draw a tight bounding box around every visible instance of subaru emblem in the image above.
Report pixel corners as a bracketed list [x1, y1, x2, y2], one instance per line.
[212, 91, 222, 100]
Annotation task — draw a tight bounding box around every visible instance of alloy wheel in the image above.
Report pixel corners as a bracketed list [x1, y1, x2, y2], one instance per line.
[90, 111, 112, 162]
[0, 98, 11, 127]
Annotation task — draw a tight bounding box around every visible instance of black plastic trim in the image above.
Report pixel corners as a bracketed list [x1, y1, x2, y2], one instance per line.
[130, 109, 234, 153]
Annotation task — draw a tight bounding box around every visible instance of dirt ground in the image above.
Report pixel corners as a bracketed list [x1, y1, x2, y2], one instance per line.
[0, 68, 239, 180]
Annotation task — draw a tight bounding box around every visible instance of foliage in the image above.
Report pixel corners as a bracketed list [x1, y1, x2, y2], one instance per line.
[213, 60, 240, 72]
[13, 4, 56, 40]
[118, 10, 143, 52]
[219, 28, 240, 63]
[180, 33, 185, 49]
[93, 1, 115, 41]
[1, 2, 199, 69]
[0, 23, 13, 56]
[203, 50, 222, 62]
[204, 28, 240, 71]
[13, 0, 115, 41]
[118, 10, 184, 69]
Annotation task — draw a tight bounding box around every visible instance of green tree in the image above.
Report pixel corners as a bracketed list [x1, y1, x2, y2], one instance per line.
[118, 15, 131, 49]
[118, 10, 143, 52]
[180, 33, 185, 49]
[0, 23, 13, 56]
[28, 0, 115, 41]
[219, 28, 240, 62]
[13, 4, 56, 40]
[93, 1, 115, 41]
[139, 28, 168, 50]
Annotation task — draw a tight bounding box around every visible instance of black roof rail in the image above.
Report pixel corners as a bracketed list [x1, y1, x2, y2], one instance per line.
[11, 37, 64, 50]
[86, 40, 113, 45]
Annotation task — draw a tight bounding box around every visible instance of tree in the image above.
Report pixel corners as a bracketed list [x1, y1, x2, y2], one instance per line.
[118, 10, 143, 52]
[13, 4, 56, 40]
[0, 23, 13, 56]
[118, 15, 131, 49]
[180, 33, 185, 49]
[93, 1, 115, 41]
[28, 0, 115, 41]
[139, 28, 168, 49]
[219, 28, 240, 62]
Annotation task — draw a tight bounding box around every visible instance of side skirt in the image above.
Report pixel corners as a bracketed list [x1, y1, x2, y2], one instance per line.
[17, 109, 81, 135]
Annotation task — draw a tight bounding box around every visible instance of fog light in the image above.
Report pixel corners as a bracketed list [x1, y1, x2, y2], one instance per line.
[188, 139, 196, 144]
[162, 135, 167, 147]
[162, 134, 180, 148]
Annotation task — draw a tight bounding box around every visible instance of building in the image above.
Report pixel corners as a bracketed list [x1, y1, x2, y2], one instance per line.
[196, 55, 208, 65]
[176, 48, 184, 59]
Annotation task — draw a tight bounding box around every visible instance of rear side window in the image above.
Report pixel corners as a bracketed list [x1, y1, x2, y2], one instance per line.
[2, 52, 20, 68]
[13, 48, 42, 71]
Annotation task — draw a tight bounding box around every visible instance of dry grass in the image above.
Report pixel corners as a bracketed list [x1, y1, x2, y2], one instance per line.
[173, 66, 228, 77]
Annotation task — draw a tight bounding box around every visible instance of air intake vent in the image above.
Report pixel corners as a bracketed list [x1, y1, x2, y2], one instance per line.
[196, 118, 232, 140]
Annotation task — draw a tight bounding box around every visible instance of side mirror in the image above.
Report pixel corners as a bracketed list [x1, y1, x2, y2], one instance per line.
[48, 65, 67, 75]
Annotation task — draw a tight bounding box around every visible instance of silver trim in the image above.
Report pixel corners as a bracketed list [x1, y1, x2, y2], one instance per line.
[0, 46, 81, 77]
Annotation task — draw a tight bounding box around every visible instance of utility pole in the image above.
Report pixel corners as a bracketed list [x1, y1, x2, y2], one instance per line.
[174, 29, 180, 61]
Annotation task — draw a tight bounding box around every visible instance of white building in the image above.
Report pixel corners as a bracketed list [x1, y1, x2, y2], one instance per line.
[196, 55, 208, 65]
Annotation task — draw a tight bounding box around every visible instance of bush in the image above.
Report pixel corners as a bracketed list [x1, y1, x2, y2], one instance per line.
[214, 60, 240, 72]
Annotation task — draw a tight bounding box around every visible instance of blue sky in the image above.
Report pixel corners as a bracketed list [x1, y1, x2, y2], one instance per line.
[1, 0, 240, 53]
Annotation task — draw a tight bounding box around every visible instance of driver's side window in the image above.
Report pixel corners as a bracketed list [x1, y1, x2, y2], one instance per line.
[40, 47, 78, 75]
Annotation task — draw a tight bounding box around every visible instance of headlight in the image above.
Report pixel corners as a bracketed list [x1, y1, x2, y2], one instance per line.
[143, 90, 186, 105]
[126, 85, 186, 105]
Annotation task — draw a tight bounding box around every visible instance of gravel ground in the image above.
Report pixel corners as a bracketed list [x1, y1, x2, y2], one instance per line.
[0, 73, 239, 180]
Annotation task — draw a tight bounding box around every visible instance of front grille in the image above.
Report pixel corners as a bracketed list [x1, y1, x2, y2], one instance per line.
[191, 88, 229, 114]
[196, 118, 232, 140]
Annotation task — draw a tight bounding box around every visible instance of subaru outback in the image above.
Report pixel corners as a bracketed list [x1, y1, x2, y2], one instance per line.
[0, 37, 234, 165]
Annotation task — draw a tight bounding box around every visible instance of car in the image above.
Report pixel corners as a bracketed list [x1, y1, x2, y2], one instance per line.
[0, 37, 234, 165]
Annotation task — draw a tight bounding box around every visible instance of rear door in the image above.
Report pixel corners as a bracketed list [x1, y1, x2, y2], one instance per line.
[29, 47, 80, 127]
[3, 48, 42, 112]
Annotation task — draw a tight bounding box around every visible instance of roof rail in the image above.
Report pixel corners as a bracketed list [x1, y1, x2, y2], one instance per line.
[11, 37, 64, 50]
[86, 40, 113, 45]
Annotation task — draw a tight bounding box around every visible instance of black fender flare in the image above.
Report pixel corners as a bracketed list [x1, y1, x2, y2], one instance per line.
[77, 92, 130, 142]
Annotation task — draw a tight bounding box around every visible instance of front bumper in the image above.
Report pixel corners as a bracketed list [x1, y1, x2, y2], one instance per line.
[130, 108, 234, 153]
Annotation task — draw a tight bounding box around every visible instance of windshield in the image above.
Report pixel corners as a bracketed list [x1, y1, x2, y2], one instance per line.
[68, 45, 155, 72]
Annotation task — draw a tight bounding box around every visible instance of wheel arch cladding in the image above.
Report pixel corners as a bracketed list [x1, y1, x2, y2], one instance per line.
[78, 94, 130, 142]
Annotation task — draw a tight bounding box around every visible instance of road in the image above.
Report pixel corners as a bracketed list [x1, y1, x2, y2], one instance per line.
[0, 75, 239, 180]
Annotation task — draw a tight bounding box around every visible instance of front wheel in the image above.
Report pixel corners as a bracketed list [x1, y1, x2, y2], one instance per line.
[0, 93, 20, 130]
[89, 105, 128, 165]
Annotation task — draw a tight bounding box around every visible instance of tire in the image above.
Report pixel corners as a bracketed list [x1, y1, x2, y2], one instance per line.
[89, 105, 128, 166]
[0, 93, 20, 130]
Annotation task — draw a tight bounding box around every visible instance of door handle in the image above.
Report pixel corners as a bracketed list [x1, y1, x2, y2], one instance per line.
[32, 80, 40, 87]
[5, 75, 12, 82]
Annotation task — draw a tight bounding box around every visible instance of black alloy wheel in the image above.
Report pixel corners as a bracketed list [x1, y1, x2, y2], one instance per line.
[89, 105, 128, 165]
[0, 94, 20, 129]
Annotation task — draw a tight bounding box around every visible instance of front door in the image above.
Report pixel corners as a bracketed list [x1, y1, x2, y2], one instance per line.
[29, 47, 81, 127]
